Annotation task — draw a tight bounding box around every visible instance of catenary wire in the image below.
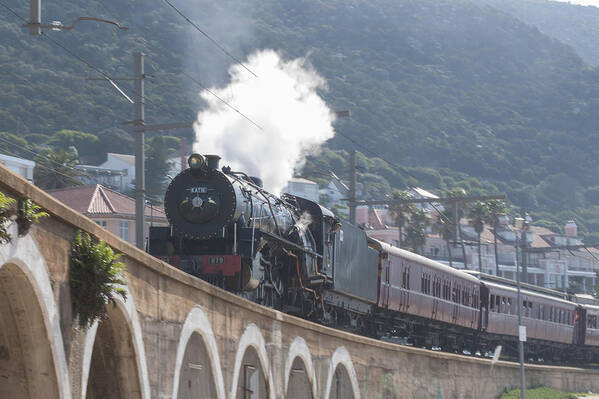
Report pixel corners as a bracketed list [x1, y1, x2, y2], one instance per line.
[161, 0, 257, 78]
[89, 0, 261, 130]
[0, 144, 85, 187]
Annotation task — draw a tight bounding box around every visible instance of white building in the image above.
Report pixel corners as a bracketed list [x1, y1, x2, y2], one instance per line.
[283, 177, 320, 203]
[98, 153, 135, 190]
[0, 153, 35, 182]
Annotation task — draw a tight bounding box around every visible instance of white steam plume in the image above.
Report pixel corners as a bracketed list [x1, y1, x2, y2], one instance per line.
[193, 49, 336, 193]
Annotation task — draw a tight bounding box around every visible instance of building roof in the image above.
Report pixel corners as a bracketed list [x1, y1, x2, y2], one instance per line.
[107, 153, 135, 166]
[47, 184, 166, 219]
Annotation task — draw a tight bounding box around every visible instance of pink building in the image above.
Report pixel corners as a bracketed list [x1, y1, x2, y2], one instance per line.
[361, 206, 598, 294]
[48, 184, 168, 248]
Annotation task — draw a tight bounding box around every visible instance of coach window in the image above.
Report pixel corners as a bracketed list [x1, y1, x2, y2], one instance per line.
[507, 298, 513, 314]
[490, 295, 495, 311]
[567, 311, 572, 325]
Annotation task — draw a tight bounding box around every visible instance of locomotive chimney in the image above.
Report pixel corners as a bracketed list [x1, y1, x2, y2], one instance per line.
[205, 155, 221, 170]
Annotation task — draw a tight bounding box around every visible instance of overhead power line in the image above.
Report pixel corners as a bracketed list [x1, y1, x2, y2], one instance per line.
[89, 0, 261, 131]
[0, 2, 173, 119]
[0, 144, 84, 187]
[0, 135, 89, 178]
[161, 0, 258, 78]
[179, 70, 262, 131]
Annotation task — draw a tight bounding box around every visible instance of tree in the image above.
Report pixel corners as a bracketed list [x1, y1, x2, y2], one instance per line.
[96, 127, 134, 155]
[0, 132, 29, 158]
[446, 188, 468, 269]
[434, 207, 456, 268]
[48, 130, 99, 163]
[33, 148, 83, 190]
[468, 201, 489, 273]
[388, 190, 415, 248]
[145, 136, 180, 204]
[405, 208, 428, 254]
[484, 199, 507, 276]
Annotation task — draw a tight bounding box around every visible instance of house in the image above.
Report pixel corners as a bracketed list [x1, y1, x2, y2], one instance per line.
[47, 184, 167, 248]
[75, 164, 129, 192]
[423, 218, 598, 294]
[100, 153, 135, 189]
[0, 153, 35, 182]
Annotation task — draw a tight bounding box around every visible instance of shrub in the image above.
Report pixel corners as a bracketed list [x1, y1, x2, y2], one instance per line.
[70, 231, 127, 328]
[0, 192, 15, 244]
[16, 198, 49, 236]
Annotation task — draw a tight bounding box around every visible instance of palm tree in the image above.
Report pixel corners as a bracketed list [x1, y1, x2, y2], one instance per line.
[468, 201, 489, 273]
[33, 148, 83, 189]
[484, 199, 507, 276]
[446, 188, 468, 269]
[434, 207, 455, 268]
[389, 190, 415, 248]
[405, 208, 428, 254]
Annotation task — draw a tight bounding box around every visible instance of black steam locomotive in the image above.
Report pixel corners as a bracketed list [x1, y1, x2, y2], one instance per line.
[149, 154, 599, 362]
[149, 153, 374, 322]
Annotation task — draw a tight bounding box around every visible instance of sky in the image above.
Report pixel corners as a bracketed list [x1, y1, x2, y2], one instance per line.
[554, 0, 599, 6]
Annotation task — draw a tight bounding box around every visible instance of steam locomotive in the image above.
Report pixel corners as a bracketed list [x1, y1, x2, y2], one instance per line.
[149, 154, 599, 362]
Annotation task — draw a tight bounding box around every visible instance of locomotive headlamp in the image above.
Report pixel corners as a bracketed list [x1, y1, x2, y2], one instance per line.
[188, 153, 206, 170]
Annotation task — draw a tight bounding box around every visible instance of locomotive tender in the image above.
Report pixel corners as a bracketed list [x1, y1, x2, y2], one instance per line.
[149, 154, 599, 362]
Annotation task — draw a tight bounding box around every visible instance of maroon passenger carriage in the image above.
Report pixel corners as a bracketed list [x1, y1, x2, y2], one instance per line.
[368, 239, 482, 350]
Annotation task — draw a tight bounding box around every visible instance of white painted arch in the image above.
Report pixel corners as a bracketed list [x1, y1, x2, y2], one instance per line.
[323, 346, 361, 399]
[284, 336, 318, 399]
[230, 323, 276, 399]
[0, 224, 72, 399]
[171, 306, 226, 399]
[80, 285, 151, 399]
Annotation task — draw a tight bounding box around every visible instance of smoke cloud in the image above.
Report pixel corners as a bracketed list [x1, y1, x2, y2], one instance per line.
[193, 49, 336, 193]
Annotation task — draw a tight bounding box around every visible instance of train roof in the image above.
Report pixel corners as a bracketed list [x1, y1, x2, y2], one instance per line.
[368, 238, 481, 285]
[483, 281, 577, 307]
[463, 271, 569, 300]
[581, 303, 599, 312]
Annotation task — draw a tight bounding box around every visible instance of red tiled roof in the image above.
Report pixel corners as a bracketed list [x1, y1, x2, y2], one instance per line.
[528, 225, 556, 248]
[47, 185, 166, 219]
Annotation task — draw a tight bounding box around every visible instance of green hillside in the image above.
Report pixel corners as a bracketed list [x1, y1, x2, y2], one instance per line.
[2, 0, 599, 241]
[482, 0, 599, 66]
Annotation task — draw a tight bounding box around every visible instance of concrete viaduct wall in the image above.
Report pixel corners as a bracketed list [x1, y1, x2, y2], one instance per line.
[1, 164, 599, 399]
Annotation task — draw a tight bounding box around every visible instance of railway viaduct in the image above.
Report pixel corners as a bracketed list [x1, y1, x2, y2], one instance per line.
[1, 164, 599, 399]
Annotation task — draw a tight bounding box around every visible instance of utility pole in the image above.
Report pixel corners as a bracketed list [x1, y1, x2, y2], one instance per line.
[134, 53, 146, 250]
[28, 0, 40, 35]
[514, 227, 527, 399]
[125, 53, 193, 250]
[349, 150, 357, 225]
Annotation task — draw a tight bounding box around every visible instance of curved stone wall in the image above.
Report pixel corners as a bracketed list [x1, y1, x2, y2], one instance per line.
[2, 164, 599, 399]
